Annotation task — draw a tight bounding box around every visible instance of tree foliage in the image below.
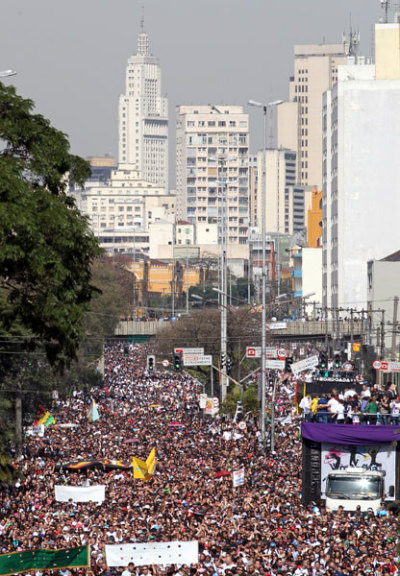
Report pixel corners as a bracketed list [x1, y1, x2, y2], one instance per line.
[81, 255, 134, 359]
[0, 82, 101, 367]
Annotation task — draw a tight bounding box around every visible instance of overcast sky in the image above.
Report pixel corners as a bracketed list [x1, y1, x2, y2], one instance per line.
[1, 0, 386, 183]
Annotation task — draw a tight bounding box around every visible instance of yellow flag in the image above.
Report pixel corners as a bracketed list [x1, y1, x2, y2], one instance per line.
[146, 448, 156, 476]
[132, 457, 150, 480]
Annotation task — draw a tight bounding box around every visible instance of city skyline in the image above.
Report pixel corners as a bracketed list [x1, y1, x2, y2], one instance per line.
[0, 0, 385, 183]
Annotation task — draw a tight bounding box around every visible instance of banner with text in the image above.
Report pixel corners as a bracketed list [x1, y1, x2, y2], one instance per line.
[105, 541, 199, 567]
[55, 485, 105, 503]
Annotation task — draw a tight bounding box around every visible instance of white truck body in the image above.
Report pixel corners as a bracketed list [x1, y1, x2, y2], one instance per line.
[325, 467, 386, 512]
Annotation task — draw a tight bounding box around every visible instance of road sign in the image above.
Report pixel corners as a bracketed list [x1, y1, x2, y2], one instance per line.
[246, 346, 286, 359]
[265, 359, 285, 370]
[183, 354, 212, 366]
[373, 360, 400, 372]
[174, 347, 204, 356]
[162, 359, 170, 367]
[266, 322, 287, 330]
[290, 355, 319, 377]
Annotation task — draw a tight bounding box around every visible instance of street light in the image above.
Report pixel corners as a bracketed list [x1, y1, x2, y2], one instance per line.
[0, 69, 17, 78]
[248, 97, 283, 451]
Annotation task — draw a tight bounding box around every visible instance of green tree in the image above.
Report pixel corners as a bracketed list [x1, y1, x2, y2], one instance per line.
[0, 82, 101, 368]
[81, 256, 133, 360]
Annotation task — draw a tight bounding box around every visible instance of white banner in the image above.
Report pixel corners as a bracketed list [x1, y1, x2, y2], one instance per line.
[232, 468, 245, 487]
[267, 322, 287, 330]
[290, 355, 319, 376]
[199, 393, 207, 409]
[265, 359, 285, 370]
[55, 485, 105, 503]
[106, 541, 199, 567]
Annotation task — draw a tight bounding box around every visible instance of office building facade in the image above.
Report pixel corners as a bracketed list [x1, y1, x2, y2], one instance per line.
[176, 105, 249, 245]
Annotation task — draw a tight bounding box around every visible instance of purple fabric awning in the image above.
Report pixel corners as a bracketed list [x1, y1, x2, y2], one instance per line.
[301, 422, 400, 445]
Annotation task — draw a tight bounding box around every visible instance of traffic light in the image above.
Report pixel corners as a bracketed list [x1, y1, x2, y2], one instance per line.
[123, 345, 129, 357]
[226, 356, 233, 375]
[147, 355, 155, 371]
[285, 357, 294, 372]
[220, 352, 227, 372]
[334, 354, 341, 369]
[319, 351, 327, 369]
[174, 353, 182, 371]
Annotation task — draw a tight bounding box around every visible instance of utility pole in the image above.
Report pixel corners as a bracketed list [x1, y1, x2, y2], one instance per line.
[391, 296, 399, 361]
[350, 308, 354, 360]
[219, 156, 228, 401]
[15, 381, 22, 457]
[270, 376, 278, 452]
[381, 309, 385, 359]
[171, 222, 175, 318]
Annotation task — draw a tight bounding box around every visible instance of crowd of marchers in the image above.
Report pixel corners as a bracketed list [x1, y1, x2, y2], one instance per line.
[0, 344, 398, 576]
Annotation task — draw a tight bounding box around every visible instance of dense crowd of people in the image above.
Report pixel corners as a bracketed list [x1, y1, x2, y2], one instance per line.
[0, 344, 398, 576]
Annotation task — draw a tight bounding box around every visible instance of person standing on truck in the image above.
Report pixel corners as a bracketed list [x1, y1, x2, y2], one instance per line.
[378, 395, 391, 425]
[390, 396, 400, 424]
[299, 393, 312, 421]
[362, 395, 379, 425]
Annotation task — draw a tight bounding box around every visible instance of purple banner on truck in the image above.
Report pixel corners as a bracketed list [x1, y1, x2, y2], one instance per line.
[301, 422, 400, 445]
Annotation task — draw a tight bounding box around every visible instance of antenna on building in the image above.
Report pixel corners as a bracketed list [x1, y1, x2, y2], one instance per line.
[140, 5, 145, 30]
[344, 14, 360, 56]
[380, 0, 389, 23]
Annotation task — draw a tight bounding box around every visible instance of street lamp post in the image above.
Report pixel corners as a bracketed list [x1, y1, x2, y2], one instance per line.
[248, 98, 282, 451]
[0, 70, 17, 78]
[211, 105, 229, 401]
[218, 156, 228, 401]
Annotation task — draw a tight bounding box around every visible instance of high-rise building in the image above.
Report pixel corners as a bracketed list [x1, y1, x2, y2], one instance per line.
[322, 22, 400, 309]
[278, 41, 349, 189]
[176, 105, 249, 245]
[118, 26, 168, 189]
[256, 149, 305, 235]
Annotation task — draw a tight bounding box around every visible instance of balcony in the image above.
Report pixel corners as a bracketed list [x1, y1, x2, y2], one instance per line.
[291, 270, 302, 278]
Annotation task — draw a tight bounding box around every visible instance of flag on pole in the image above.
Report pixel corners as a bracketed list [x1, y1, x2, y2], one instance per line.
[146, 447, 156, 476]
[0, 546, 89, 576]
[88, 399, 99, 423]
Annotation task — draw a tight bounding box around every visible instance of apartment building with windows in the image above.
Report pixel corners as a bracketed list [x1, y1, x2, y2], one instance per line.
[255, 149, 305, 235]
[118, 28, 168, 189]
[278, 42, 348, 189]
[322, 22, 400, 309]
[175, 105, 249, 245]
[71, 164, 174, 255]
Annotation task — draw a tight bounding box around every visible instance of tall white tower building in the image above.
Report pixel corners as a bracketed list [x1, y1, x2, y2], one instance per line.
[118, 25, 168, 189]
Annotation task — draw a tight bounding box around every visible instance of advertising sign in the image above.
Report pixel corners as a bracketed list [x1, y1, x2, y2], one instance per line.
[174, 348, 204, 356]
[183, 355, 212, 366]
